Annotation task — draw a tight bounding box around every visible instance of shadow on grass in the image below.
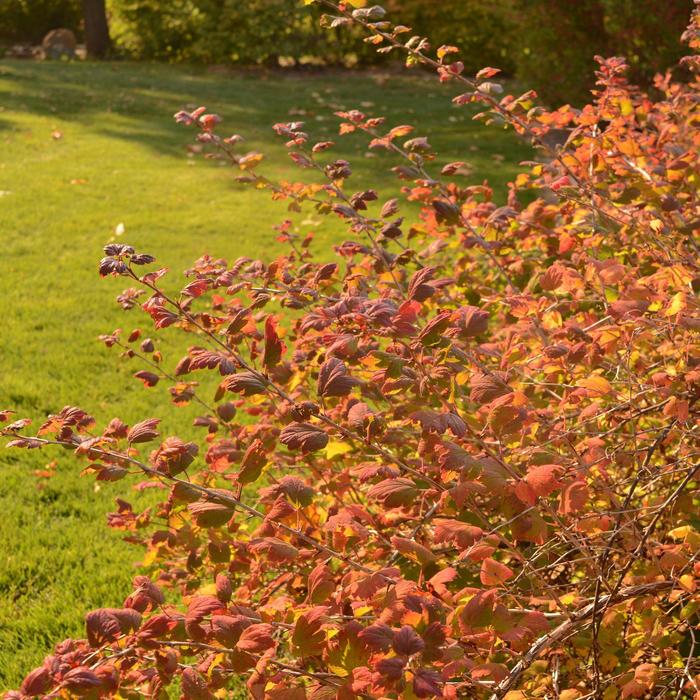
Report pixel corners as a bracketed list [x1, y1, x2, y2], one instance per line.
[0, 59, 533, 194]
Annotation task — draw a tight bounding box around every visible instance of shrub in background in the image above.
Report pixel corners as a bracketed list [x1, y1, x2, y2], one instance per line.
[107, 0, 373, 65]
[105, 0, 201, 62]
[106, 0, 512, 67]
[603, 0, 697, 83]
[3, 1, 700, 699]
[384, 0, 516, 74]
[0, 0, 82, 44]
[510, 0, 695, 105]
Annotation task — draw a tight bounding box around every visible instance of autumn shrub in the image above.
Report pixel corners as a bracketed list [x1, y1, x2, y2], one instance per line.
[3, 1, 700, 699]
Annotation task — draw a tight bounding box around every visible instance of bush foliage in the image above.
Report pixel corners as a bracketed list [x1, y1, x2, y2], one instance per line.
[106, 0, 508, 68]
[0, 0, 81, 44]
[510, 0, 696, 105]
[3, 1, 700, 699]
[106, 0, 366, 65]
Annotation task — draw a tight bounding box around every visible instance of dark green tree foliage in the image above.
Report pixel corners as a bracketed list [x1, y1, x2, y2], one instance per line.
[511, 0, 695, 105]
[384, 0, 516, 74]
[0, 0, 82, 43]
[108, 0, 512, 68]
[108, 0, 370, 65]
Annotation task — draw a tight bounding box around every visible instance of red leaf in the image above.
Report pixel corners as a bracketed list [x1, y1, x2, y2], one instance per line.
[391, 536, 437, 565]
[127, 418, 160, 444]
[236, 622, 275, 652]
[137, 613, 174, 644]
[61, 667, 102, 692]
[104, 417, 129, 439]
[21, 667, 51, 696]
[263, 316, 286, 369]
[181, 279, 210, 298]
[85, 609, 121, 646]
[307, 563, 336, 604]
[211, 614, 250, 646]
[151, 436, 198, 476]
[249, 537, 299, 562]
[417, 311, 451, 346]
[476, 66, 501, 79]
[279, 423, 328, 453]
[186, 595, 226, 623]
[238, 439, 267, 484]
[559, 479, 589, 514]
[223, 371, 268, 396]
[359, 622, 395, 651]
[393, 625, 425, 656]
[375, 657, 405, 680]
[215, 573, 232, 603]
[480, 558, 514, 587]
[516, 464, 563, 506]
[434, 519, 483, 549]
[85, 608, 141, 647]
[469, 372, 510, 404]
[413, 668, 443, 698]
[317, 357, 359, 397]
[188, 501, 234, 527]
[428, 567, 458, 597]
[460, 589, 498, 629]
[407, 266, 436, 302]
[181, 667, 213, 700]
[452, 305, 489, 337]
[367, 478, 418, 507]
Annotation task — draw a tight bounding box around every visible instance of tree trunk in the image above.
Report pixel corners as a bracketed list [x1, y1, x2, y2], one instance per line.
[82, 0, 110, 58]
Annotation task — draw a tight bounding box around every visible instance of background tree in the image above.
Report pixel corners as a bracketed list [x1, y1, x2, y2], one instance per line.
[82, 0, 110, 57]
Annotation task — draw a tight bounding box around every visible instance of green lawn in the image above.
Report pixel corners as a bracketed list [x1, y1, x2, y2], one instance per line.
[0, 59, 530, 688]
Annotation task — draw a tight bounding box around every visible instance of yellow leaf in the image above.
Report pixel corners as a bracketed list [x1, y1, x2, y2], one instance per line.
[141, 547, 159, 567]
[238, 152, 264, 170]
[619, 97, 634, 116]
[542, 310, 563, 329]
[665, 292, 686, 317]
[679, 574, 696, 593]
[325, 440, 353, 459]
[560, 691, 582, 700]
[577, 376, 612, 396]
[668, 525, 694, 540]
[679, 528, 700, 547]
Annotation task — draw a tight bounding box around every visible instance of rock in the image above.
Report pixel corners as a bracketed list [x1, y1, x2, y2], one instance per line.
[42, 29, 77, 60]
[5, 44, 40, 60]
